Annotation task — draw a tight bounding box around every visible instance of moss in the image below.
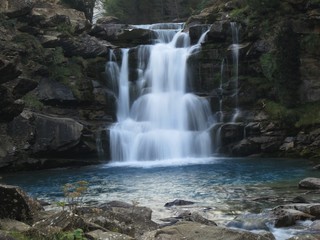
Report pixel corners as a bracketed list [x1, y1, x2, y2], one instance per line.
[295, 102, 320, 127]
[46, 48, 88, 99]
[22, 93, 44, 110]
[56, 22, 75, 36]
[260, 53, 276, 82]
[246, 76, 273, 95]
[264, 100, 298, 127]
[230, 6, 249, 22]
[12, 33, 44, 63]
[301, 34, 320, 56]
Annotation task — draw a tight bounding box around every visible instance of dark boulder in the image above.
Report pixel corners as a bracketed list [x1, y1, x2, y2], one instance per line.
[12, 78, 38, 99]
[0, 184, 43, 222]
[0, 58, 22, 84]
[164, 199, 195, 207]
[0, 86, 24, 122]
[36, 78, 76, 104]
[43, 34, 111, 58]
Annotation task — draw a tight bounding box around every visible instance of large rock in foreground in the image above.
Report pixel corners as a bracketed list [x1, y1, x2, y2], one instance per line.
[141, 221, 275, 240]
[299, 178, 320, 189]
[0, 184, 43, 222]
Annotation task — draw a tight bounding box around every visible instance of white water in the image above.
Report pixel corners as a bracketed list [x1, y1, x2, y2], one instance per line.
[109, 24, 213, 162]
[92, 0, 104, 23]
[230, 22, 240, 122]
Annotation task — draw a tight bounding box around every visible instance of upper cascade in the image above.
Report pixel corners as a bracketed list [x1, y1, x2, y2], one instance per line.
[108, 23, 214, 162]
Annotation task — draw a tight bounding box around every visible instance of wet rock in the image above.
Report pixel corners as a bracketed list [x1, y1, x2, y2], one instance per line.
[313, 164, 320, 170]
[175, 211, 217, 226]
[288, 235, 320, 240]
[227, 213, 270, 231]
[164, 199, 195, 207]
[219, 123, 245, 146]
[292, 196, 308, 203]
[231, 139, 260, 157]
[0, 184, 43, 222]
[141, 222, 274, 240]
[272, 204, 320, 227]
[299, 177, 320, 189]
[189, 24, 210, 44]
[207, 20, 231, 43]
[310, 220, 320, 230]
[85, 229, 133, 240]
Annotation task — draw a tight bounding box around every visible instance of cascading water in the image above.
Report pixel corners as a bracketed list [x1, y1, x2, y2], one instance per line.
[230, 22, 240, 122]
[109, 24, 213, 162]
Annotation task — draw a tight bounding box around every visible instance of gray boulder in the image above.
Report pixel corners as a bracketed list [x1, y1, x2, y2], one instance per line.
[141, 222, 275, 240]
[299, 177, 320, 189]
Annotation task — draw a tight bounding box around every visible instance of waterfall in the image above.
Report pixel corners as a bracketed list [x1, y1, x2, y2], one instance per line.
[230, 22, 240, 122]
[93, 0, 105, 23]
[109, 24, 213, 162]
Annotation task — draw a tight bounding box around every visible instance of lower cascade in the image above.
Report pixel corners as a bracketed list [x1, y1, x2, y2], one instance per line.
[108, 23, 214, 162]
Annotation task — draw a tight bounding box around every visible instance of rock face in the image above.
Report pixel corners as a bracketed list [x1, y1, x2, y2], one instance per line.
[1, 0, 320, 171]
[0, 184, 43, 222]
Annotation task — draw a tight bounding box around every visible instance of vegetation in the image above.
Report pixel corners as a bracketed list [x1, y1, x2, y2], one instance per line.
[246, 0, 280, 13]
[60, 180, 89, 211]
[22, 93, 44, 110]
[263, 100, 320, 128]
[103, 0, 205, 23]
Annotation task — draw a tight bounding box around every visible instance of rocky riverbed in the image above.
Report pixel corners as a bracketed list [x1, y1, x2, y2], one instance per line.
[1, 176, 320, 240]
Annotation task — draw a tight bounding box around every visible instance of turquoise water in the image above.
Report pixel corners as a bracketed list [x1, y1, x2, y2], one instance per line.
[2, 158, 318, 217]
[2, 157, 319, 239]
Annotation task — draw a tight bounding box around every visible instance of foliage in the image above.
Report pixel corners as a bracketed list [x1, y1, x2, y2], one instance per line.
[60, 229, 86, 240]
[246, 0, 280, 13]
[230, 6, 249, 22]
[301, 34, 320, 56]
[263, 100, 320, 128]
[61, 181, 88, 211]
[22, 93, 44, 110]
[47, 48, 85, 98]
[103, 0, 201, 23]
[260, 52, 276, 82]
[295, 102, 320, 127]
[263, 100, 298, 127]
[7, 229, 87, 240]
